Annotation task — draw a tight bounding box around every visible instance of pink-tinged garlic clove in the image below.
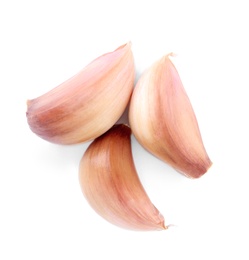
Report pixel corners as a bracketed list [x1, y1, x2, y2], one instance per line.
[79, 124, 166, 231]
[129, 54, 212, 178]
[26, 43, 135, 144]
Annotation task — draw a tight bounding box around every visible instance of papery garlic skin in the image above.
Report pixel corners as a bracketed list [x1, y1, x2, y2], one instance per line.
[26, 43, 135, 144]
[79, 124, 166, 231]
[129, 54, 212, 178]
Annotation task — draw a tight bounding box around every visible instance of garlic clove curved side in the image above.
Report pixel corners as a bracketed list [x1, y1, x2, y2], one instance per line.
[79, 124, 166, 231]
[26, 43, 135, 144]
[129, 54, 212, 178]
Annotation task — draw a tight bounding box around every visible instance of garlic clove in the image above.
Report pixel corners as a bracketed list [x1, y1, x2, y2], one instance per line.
[129, 54, 212, 178]
[26, 43, 135, 144]
[79, 124, 166, 231]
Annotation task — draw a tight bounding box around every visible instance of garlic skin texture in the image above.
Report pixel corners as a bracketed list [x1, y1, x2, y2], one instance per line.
[26, 43, 135, 144]
[129, 54, 212, 178]
[79, 124, 166, 231]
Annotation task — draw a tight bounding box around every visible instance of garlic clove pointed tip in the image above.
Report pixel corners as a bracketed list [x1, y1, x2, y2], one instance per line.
[115, 41, 132, 51]
[165, 52, 177, 58]
[159, 222, 168, 231]
[165, 224, 178, 230]
[126, 40, 132, 47]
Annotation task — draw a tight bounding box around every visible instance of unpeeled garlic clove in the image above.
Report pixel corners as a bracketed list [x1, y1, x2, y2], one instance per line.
[129, 54, 212, 178]
[79, 124, 166, 231]
[26, 43, 135, 144]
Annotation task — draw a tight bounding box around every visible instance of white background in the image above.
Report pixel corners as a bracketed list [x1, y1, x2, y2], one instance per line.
[1, 0, 249, 259]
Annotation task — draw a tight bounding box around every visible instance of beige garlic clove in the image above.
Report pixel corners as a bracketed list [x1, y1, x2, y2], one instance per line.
[79, 124, 166, 231]
[129, 54, 212, 178]
[26, 43, 135, 144]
